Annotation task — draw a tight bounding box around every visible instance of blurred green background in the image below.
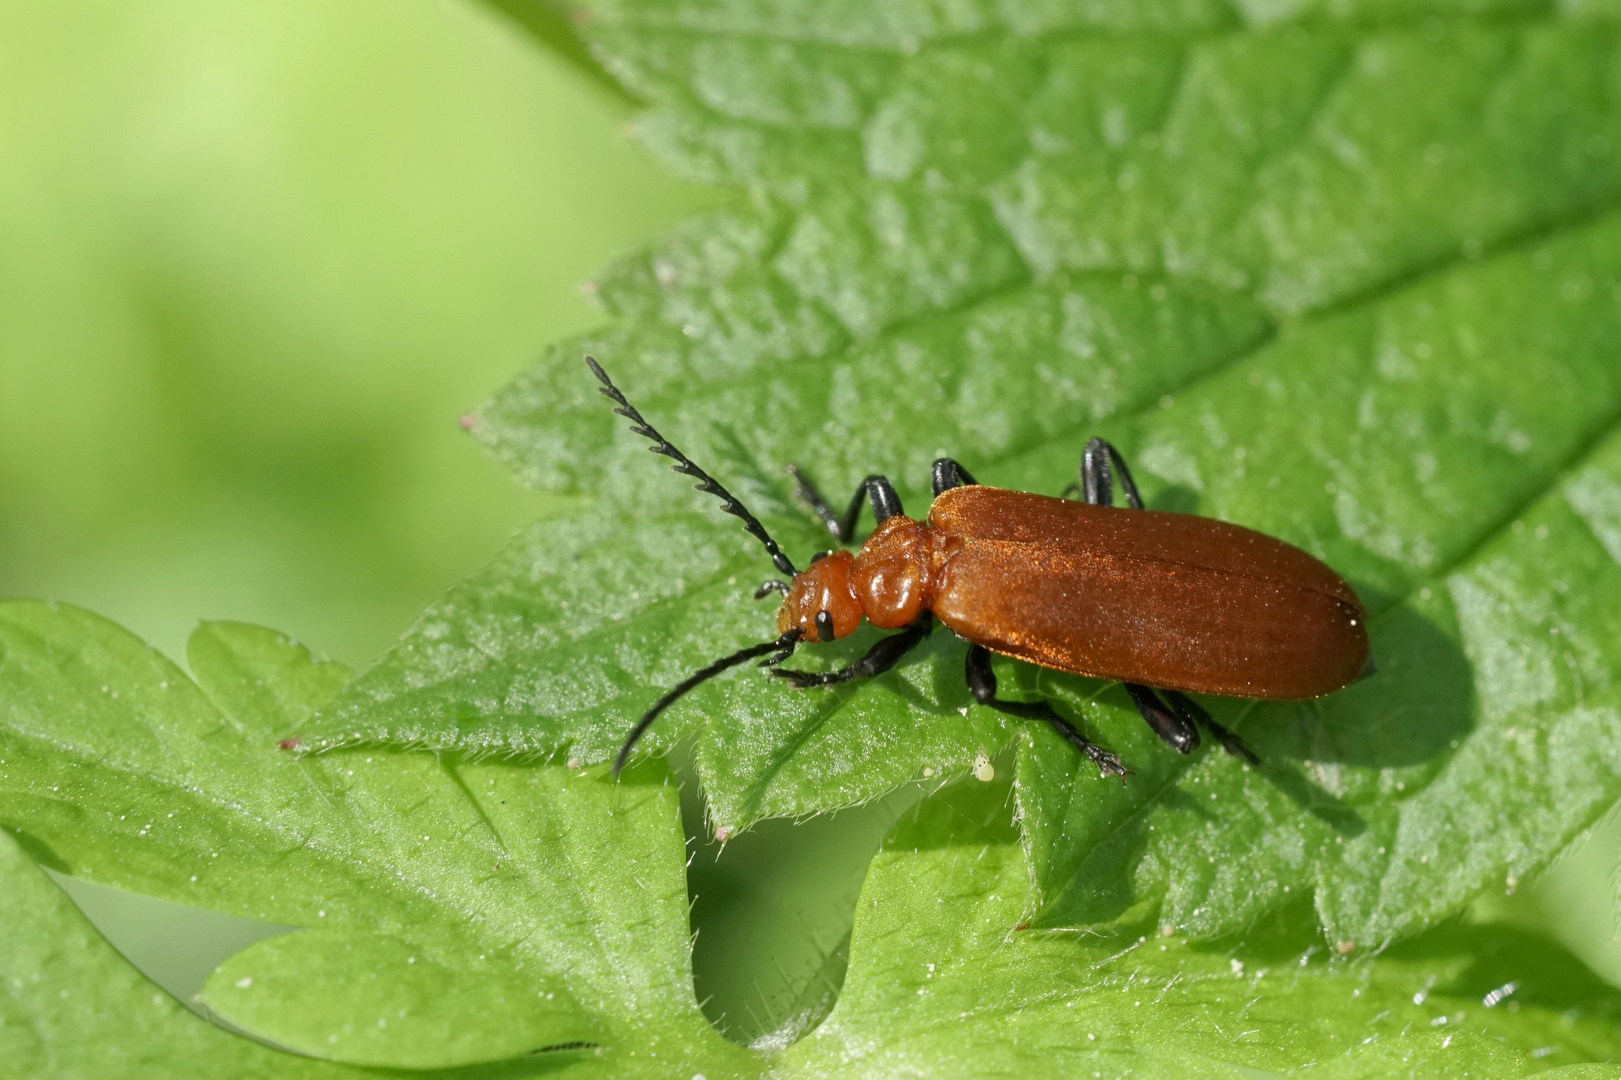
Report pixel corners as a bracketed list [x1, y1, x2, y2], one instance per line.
[2, 0, 1617, 1045]
[0, 0, 712, 668]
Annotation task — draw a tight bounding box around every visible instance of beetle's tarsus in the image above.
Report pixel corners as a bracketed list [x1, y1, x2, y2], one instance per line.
[963, 644, 1129, 777]
[1051, 718, 1130, 780]
[756, 641, 801, 668]
[1051, 721, 1128, 779]
[769, 618, 933, 687]
[1083, 743, 1129, 779]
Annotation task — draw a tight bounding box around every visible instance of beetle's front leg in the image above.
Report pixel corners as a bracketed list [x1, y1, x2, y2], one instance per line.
[788, 467, 904, 543]
[964, 645, 1127, 779]
[771, 615, 932, 687]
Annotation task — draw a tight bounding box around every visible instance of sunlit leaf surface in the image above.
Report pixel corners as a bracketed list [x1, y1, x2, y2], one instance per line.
[0, 608, 747, 1075]
[4, 614, 1619, 1076]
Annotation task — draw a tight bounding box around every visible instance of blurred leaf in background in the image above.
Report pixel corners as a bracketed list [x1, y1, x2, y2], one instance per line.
[0, 0, 712, 667]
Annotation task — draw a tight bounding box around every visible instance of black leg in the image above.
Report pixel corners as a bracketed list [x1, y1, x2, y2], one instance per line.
[787, 466, 903, 543]
[1069, 437, 1146, 509]
[1125, 683, 1200, 754]
[964, 645, 1126, 779]
[1162, 690, 1259, 764]
[772, 616, 932, 688]
[931, 458, 979, 496]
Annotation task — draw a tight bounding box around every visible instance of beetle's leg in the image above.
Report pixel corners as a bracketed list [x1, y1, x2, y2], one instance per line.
[1124, 683, 1200, 754]
[930, 458, 979, 496]
[1073, 437, 1146, 510]
[1162, 690, 1259, 764]
[787, 466, 903, 543]
[1081, 438, 1115, 507]
[964, 645, 1127, 779]
[754, 579, 790, 599]
[756, 636, 803, 669]
[771, 616, 932, 687]
[786, 465, 844, 538]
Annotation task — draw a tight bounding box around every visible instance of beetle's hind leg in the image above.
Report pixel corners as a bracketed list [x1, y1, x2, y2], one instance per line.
[965, 645, 1126, 779]
[1124, 684, 1200, 754]
[787, 466, 903, 544]
[1162, 690, 1259, 764]
[771, 616, 932, 688]
[1125, 683, 1258, 763]
[1063, 437, 1146, 509]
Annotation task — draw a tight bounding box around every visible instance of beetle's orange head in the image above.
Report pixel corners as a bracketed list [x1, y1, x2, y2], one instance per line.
[777, 549, 863, 642]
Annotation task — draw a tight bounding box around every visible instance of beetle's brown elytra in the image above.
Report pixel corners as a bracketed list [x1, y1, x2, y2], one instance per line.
[923, 488, 1369, 700]
[588, 357, 1372, 778]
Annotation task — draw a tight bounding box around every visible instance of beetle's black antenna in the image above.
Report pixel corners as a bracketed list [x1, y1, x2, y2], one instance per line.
[613, 629, 803, 774]
[587, 356, 797, 578]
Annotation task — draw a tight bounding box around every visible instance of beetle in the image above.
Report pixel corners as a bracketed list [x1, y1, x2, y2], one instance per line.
[588, 356, 1373, 777]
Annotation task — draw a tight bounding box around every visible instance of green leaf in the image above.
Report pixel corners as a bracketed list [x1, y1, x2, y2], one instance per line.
[186, 620, 354, 738]
[301, 1, 1621, 951]
[1013, 224, 1621, 945]
[16, 3, 1621, 1073]
[0, 827, 367, 1079]
[7, 609, 1620, 1076]
[0, 603, 750, 1073]
[786, 780, 1621, 1078]
[200, 928, 597, 1068]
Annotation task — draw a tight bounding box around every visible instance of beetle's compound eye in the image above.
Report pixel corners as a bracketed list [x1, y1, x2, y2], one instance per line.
[815, 610, 835, 642]
[809, 550, 831, 564]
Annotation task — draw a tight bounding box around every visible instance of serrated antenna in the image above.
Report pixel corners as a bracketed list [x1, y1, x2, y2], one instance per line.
[587, 356, 797, 578]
